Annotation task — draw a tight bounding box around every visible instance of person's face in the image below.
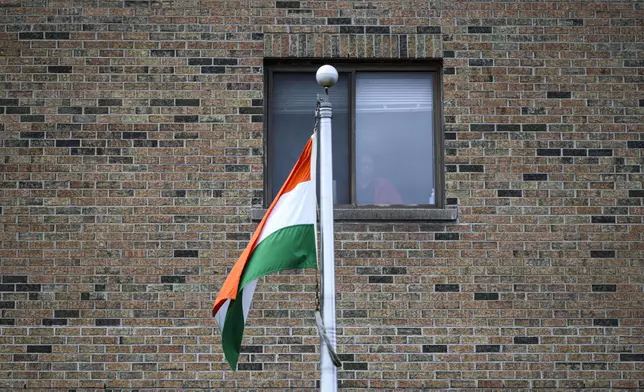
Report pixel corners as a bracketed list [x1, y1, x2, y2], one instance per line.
[358, 155, 375, 186]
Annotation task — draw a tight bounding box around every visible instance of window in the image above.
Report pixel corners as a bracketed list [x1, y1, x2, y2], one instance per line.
[265, 61, 443, 208]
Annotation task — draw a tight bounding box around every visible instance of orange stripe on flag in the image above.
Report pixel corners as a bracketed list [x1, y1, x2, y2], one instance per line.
[212, 136, 313, 317]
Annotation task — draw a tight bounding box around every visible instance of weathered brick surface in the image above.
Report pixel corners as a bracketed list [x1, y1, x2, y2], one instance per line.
[1, 0, 643, 390]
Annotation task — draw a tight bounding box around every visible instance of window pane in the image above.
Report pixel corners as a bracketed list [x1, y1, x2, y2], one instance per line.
[269, 72, 350, 204]
[355, 72, 434, 205]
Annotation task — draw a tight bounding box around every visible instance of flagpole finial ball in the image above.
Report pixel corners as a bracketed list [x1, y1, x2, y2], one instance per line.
[316, 65, 338, 88]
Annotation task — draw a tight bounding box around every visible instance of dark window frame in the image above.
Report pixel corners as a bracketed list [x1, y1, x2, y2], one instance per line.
[263, 59, 445, 209]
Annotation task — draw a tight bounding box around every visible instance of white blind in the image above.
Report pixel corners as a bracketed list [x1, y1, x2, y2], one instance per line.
[272, 72, 350, 113]
[356, 72, 433, 112]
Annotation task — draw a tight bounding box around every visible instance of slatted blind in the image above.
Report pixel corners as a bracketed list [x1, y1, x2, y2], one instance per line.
[356, 72, 433, 112]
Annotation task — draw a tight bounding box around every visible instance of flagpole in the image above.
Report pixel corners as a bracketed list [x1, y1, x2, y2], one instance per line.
[316, 65, 338, 392]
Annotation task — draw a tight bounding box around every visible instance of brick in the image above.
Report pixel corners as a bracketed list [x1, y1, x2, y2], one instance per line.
[590, 250, 615, 258]
[591, 216, 615, 224]
[592, 285, 616, 292]
[27, 345, 52, 353]
[593, 319, 619, 327]
[523, 174, 547, 181]
[98, 99, 122, 106]
[54, 310, 80, 318]
[435, 284, 459, 292]
[201, 66, 226, 74]
[161, 276, 186, 284]
[468, 26, 492, 33]
[6, 107, 30, 114]
[417, 26, 441, 34]
[176, 99, 200, 107]
[95, 319, 120, 326]
[43, 318, 68, 326]
[174, 250, 198, 258]
[476, 345, 501, 353]
[19, 32, 44, 39]
[498, 190, 522, 197]
[470, 124, 494, 132]
[474, 293, 499, 301]
[547, 91, 571, 99]
[423, 345, 448, 353]
[3, 276, 28, 283]
[276, 1, 299, 7]
[627, 141, 644, 148]
[48, 66, 72, 73]
[620, 354, 644, 361]
[514, 337, 539, 344]
[469, 59, 493, 66]
[45, 32, 70, 40]
[366, 26, 389, 34]
[340, 26, 364, 34]
[328, 18, 352, 25]
[55, 140, 81, 147]
[459, 165, 484, 172]
[188, 58, 211, 65]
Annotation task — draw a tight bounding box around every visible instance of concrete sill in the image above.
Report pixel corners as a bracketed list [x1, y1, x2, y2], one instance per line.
[250, 207, 458, 222]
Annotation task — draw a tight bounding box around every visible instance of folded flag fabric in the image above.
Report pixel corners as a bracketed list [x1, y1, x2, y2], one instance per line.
[212, 134, 318, 370]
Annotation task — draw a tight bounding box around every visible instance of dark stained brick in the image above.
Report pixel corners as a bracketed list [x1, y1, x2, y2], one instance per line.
[523, 174, 547, 181]
[476, 345, 501, 353]
[468, 26, 492, 33]
[174, 250, 198, 258]
[340, 26, 364, 34]
[48, 66, 72, 73]
[459, 165, 484, 172]
[3, 276, 28, 283]
[620, 354, 644, 361]
[469, 59, 493, 66]
[547, 91, 571, 99]
[188, 58, 211, 65]
[435, 233, 460, 241]
[514, 337, 539, 344]
[96, 319, 120, 326]
[591, 216, 615, 224]
[276, 1, 299, 7]
[422, 345, 448, 353]
[369, 276, 393, 284]
[594, 319, 619, 327]
[54, 310, 80, 318]
[498, 190, 522, 197]
[161, 276, 186, 284]
[27, 345, 52, 353]
[366, 26, 389, 34]
[537, 149, 561, 156]
[590, 250, 615, 258]
[43, 318, 68, 326]
[327, 18, 352, 25]
[417, 26, 441, 34]
[202, 66, 226, 74]
[435, 284, 459, 292]
[592, 285, 616, 292]
[45, 32, 70, 40]
[98, 99, 122, 106]
[475, 293, 499, 300]
[176, 99, 200, 106]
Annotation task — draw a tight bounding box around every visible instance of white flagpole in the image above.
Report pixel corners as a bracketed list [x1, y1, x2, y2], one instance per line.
[316, 65, 339, 392]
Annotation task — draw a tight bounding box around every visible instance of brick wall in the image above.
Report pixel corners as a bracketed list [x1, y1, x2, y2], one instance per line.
[1, 0, 643, 390]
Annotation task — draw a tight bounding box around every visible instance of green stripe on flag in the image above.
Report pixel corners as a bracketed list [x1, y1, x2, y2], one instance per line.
[221, 224, 317, 369]
[240, 224, 317, 288]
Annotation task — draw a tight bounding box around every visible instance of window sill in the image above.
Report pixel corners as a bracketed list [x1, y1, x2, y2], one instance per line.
[250, 207, 458, 222]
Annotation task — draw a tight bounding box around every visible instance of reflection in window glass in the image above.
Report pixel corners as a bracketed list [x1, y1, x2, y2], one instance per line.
[355, 72, 434, 205]
[269, 73, 350, 204]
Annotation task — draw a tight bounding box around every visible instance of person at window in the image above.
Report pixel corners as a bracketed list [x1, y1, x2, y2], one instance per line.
[357, 154, 403, 205]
